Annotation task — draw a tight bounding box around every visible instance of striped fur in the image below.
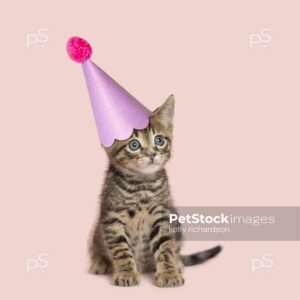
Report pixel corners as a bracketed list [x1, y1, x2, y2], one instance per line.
[89, 95, 221, 287]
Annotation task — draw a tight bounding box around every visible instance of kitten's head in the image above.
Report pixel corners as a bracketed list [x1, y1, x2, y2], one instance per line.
[105, 95, 175, 175]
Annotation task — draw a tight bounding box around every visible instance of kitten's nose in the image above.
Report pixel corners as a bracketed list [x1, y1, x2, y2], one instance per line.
[149, 153, 156, 162]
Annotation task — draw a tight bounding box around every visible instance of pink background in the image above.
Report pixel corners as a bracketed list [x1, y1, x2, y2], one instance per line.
[1, 0, 299, 298]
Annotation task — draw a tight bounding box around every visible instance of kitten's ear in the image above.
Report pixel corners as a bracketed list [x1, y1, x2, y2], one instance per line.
[151, 95, 175, 131]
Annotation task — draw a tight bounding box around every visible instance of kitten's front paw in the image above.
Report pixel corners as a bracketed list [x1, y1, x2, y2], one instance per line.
[113, 272, 140, 287]
[89, 256, 111, 275]
[155, 272, 185, 287]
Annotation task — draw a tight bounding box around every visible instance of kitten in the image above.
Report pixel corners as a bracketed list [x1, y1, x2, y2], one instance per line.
[89, 95, 222, 287]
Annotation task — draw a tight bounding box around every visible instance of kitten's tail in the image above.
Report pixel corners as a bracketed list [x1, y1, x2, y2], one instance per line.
[180, 245, 222, 266]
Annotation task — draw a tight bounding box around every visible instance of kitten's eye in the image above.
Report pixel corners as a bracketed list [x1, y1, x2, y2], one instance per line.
[128, 139, 141, 151]
[154, 135, 165, 147]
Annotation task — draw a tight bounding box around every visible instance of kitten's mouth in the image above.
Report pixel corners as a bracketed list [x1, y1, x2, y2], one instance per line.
[137, 157, 162, 173]
[138, 160, 159, 168]
[148, 160, 160, 166]
[139, 163, 161, 174]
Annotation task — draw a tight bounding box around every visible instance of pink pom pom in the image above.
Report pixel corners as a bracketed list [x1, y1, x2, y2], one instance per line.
[66, 37, 92, 63]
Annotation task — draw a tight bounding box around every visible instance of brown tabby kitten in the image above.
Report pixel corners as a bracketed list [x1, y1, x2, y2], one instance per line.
[89, 95, 221, 287]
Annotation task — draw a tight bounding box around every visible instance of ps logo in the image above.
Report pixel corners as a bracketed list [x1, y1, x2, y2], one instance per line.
[251, 253, 274, 272]
[26, 28, 49, 48]
[249, 28, 272, 48]
[26, 252, 49, 272]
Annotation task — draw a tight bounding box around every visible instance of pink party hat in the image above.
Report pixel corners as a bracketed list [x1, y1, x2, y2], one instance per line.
[66, 37, 152, 147]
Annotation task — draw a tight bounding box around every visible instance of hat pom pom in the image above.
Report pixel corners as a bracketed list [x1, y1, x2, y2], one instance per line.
[66, 37, 92, 63]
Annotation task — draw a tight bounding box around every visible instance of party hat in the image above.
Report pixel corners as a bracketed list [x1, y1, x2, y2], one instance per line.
[66, 37, 152, 147]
